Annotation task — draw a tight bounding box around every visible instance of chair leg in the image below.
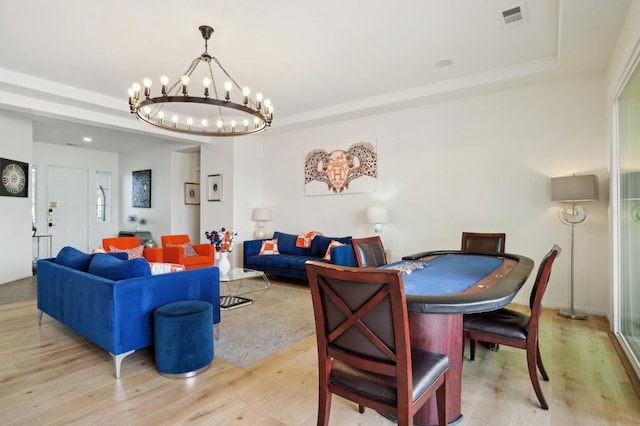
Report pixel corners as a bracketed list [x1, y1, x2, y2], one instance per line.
[358, 404, 365, 413]
[317, 387, 331, 425]
[469, 338, 476, 361]
[536, 341, 549, 381]
[436, 375, 448, 426]
[526, 343, 549, 410]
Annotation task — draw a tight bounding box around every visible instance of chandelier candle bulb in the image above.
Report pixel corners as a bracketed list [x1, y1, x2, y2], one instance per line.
[143, 79, 152, 97]
[160, 75, 169, 95]
[202, 77, 211, 97]
[242, 87, 250, 105]
[181, 76, 190, 95]
[243, 119, 249, 131]
[224, 81, 232, 101]
[132, 82, 141, 100]
[158, 111, 165, 124]
[172, 115, 178, 127]
[230, 120, 236, 132]
[256, 92, 263, 110]
[187, 118, 193, 130]
[202, 119, 208, 131]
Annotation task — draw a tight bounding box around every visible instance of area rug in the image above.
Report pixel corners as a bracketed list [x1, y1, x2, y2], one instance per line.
[215, 281, 315, 368]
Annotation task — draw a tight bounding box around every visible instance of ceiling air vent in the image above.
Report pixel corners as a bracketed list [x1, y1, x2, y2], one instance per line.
[500, 4, 527, 27]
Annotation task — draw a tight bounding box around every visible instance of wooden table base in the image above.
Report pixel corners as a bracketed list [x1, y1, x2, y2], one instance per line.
[409, 312, 463, 425]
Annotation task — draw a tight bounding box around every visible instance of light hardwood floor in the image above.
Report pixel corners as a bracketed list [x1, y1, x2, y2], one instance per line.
[1, 280, 639, 425]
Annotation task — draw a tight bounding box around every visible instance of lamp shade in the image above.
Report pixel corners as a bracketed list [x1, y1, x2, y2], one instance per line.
[366, 206, 388, 224]
[550, 175, 598, 202]
[252, 207, 272, 221]
[621, 172, 640, 200]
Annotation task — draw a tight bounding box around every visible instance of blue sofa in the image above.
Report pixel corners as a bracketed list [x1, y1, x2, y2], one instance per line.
[243, 231, 356, 280]
[37, 246, 220, 378]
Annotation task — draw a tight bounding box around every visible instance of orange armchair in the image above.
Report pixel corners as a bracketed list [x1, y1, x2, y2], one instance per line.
[161, 234, 215, 270]
[102, 237, 163, 262]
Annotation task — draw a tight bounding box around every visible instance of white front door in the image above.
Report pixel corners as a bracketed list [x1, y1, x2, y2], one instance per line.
[47, 166, 88, 254]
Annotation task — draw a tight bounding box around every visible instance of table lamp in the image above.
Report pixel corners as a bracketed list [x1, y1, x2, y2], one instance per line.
[550, 174, 598, 320]
[252, 207, 272, 239]
[366, 206, 388, 238]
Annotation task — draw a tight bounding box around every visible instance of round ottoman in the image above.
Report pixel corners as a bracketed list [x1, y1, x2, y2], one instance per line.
[154, 300, 214, 378]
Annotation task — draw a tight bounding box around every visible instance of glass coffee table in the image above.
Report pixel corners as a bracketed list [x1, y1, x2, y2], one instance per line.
[219, 267, 270, 310]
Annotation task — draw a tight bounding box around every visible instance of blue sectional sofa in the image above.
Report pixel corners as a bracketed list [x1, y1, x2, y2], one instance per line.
[37, 246, 220, 378]
[243, 231, 356, 280]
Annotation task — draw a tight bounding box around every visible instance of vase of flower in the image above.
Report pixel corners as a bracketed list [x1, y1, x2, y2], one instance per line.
[218, 251, 231, 275]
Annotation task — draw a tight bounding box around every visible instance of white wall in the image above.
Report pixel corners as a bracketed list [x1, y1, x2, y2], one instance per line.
[170, 150, 200, 242]
[119, 144, 178, 243]
[33, 142, 119, 251]
[0, 111, 33, 284]
[260, 74, 610, 314]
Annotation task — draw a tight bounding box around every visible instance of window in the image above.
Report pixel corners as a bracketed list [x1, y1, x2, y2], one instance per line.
[96, 171, 112, 223]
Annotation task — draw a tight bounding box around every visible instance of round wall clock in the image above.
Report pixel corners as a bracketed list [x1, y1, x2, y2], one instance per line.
[0, 158, 28, 197]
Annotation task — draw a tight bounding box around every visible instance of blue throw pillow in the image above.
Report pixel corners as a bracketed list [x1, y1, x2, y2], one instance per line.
[309, 235, 352, 258]
[273, 231, 306, 256]
[88, 253, 151, 281]
[55, 246, 93, 271]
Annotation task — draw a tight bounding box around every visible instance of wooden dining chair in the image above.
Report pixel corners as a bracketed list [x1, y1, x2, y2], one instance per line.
[460, 232, 506, 254]
[351, 236, 388, 267]
[463, 244, 561, 410]
[305, 261, 450, 426]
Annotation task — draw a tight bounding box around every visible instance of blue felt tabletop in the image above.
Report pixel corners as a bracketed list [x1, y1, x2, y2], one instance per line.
[380, 255, 503, 296]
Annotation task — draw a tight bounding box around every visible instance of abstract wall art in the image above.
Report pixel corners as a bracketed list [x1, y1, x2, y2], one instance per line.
[0, 157, 29, 197]
[132, 169, 151, 208]
[304, 140, 377, 196]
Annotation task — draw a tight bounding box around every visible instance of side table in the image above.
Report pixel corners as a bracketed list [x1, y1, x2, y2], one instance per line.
[219, 267, 270, 310]
[33, 234, 53, 260]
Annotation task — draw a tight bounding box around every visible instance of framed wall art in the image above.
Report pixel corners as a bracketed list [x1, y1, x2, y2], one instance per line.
[207, 174, 223, 201]
[132, 169, 151, 208]
[0, 157, 29, 197]
[184, 182, 200, 205]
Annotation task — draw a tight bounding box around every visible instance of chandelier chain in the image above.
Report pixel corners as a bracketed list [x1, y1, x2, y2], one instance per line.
[207, 60, 225, 122]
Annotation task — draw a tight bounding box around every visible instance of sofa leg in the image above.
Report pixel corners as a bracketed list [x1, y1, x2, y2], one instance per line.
[110, 350, 135, 379]
[214, 324, 220, 341]
[38, 311, 44, 325]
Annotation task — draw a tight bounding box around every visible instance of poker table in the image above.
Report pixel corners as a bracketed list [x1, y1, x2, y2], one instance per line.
[382, 250, 534, 425]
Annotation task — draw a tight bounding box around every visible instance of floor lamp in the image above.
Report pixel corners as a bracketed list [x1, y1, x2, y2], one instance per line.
[550, 174, 598, 320]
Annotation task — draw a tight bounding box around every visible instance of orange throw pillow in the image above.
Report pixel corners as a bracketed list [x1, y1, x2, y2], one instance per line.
[259, 238, 280, 255]
[323, 240, 345, 261]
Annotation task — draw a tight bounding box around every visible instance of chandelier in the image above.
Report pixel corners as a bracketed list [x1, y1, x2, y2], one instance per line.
[128, 25, 273, 137]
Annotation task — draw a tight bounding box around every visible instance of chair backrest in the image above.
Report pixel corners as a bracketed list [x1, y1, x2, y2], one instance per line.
[305, 261, 413, 398]
[161, 234, 191, 248]
[351, 236, 388, 267]
[461, 232, 506, 254]
[529, 244, 561, 316]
